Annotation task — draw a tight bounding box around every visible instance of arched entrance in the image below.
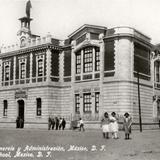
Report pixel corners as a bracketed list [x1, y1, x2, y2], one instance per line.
[17, 100, 25, 128]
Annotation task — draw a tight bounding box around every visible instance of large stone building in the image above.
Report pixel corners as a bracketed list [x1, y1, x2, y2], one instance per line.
[0, 3, 160, 129]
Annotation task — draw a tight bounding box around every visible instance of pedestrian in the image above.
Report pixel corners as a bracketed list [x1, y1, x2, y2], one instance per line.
[55, 117, 59, 130]
[101, 112, 110, 139]
[51, 117, 55, 130]
[19, 117, 24, 128]
[16, 116, 20, 128]
[48, 116, 52, 130]
[123, 112, 132, 140]
[62, 118, 66, 130]
[59, 118, 63, 130]
[109, 112, 119, 139]
[79, 118, 85, 131]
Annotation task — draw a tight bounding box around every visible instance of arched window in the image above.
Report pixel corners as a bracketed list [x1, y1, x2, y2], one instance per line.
[3, 100, 8, 116]
[36, 98, 41, 116]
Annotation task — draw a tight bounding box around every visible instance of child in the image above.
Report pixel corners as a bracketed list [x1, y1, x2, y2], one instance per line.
[101, 112, 110, 139]
[123, 112, 132, 140]
[79, 118, 85, 131]
[109, 112, 119, 139]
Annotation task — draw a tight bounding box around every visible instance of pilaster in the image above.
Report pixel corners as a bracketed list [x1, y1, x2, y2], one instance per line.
[80, 92, 84, 117]
[46, 48, 51, 82]
[92, 47, 95, 77]
[29, 52, 33, 83]
[99, 34, 104, 118]
[80, 49, 84, 80]
[13, 56, 16, 85]
[91, 92, 95, 116]
[59, 51, 64, 82]
[0, 59, 2, 86]
[71, 40, 76, 117]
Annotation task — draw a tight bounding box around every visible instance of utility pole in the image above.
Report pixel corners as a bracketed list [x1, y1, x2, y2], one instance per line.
[137, 71, 142, 132]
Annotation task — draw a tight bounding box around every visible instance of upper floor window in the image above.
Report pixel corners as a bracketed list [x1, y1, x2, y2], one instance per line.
[134, 42, 150, 76]
[95, 47, 100, 71]
[37, 55, 44, 77]
[5, 65, 10, 81]
[3, 100, 8, 117]
[83, 47, 93, 73]
[38, 59, 43, 76]
[20, 63, 26, 79]
[76, 52, 81, 74]
[19, 58, 26, 79]
[155, 61, 160, 82]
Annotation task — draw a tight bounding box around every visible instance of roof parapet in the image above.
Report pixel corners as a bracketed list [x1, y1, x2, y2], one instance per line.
[1, 34, 53, 54]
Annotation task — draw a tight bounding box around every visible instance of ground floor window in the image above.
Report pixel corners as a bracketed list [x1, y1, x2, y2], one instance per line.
[95, 92, 100, 113]
[75, 94, 80, 113]
[83, 93, 92, 113]
[3, 100, 8, 116]
[36, 98, 42, 116]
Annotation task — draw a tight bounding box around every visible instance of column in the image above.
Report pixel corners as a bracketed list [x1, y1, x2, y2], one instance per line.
[0, 59, 2, 86]
[59, 51, 64, 82]
[46, 48, 51, 82]
[30, 53, 33, 83]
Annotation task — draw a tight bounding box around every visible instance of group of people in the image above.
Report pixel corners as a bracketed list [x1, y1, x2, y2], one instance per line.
[48, 116, 66, 130]
[101, 112, 132, 140]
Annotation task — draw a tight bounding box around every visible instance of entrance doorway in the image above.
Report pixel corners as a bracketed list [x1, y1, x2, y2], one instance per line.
[17, 100, 25, 128]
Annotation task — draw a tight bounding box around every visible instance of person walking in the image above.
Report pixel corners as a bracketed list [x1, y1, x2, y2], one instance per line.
[59, 118, 63, 130]
[62, 118, 66, 130]
[48, 116, 52, 130]
[123, 112, 132, 140]
[55, 117, 59, 130]
[109, 112, 119, 139]
[101, 112, 110, 139]
[79, 118, 85, 131]
[51, 117, 55, 130]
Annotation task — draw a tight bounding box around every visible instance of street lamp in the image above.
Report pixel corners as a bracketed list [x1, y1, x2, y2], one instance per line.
[137, 71, 142, 132]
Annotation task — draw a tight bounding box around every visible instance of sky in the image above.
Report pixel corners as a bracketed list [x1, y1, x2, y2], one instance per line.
[0, 0, 160, 47]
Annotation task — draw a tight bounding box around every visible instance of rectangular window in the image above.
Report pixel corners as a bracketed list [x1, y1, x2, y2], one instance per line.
[75, 94, 80, 113]
[84, 47, 93, 73]
[134, 42, 150, 76]
[3, 100, 8, 116]
[5, 66, 10, 81]
[76, 52, 81, 74]
[155, 61, 160, 82]
[20, 63, 26, 79]
[36, 98, 41, 116]
[38, 59, 43, 77]
[95, 92, 100, 113]
[95, 47, 100, 71]
[83, 93, 92, 113]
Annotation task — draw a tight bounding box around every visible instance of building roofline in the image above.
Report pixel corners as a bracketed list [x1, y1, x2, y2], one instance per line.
[68, 24, 107, 38]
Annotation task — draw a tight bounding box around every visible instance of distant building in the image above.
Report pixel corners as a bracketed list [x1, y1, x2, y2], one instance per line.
[0, 2, 160, 129]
